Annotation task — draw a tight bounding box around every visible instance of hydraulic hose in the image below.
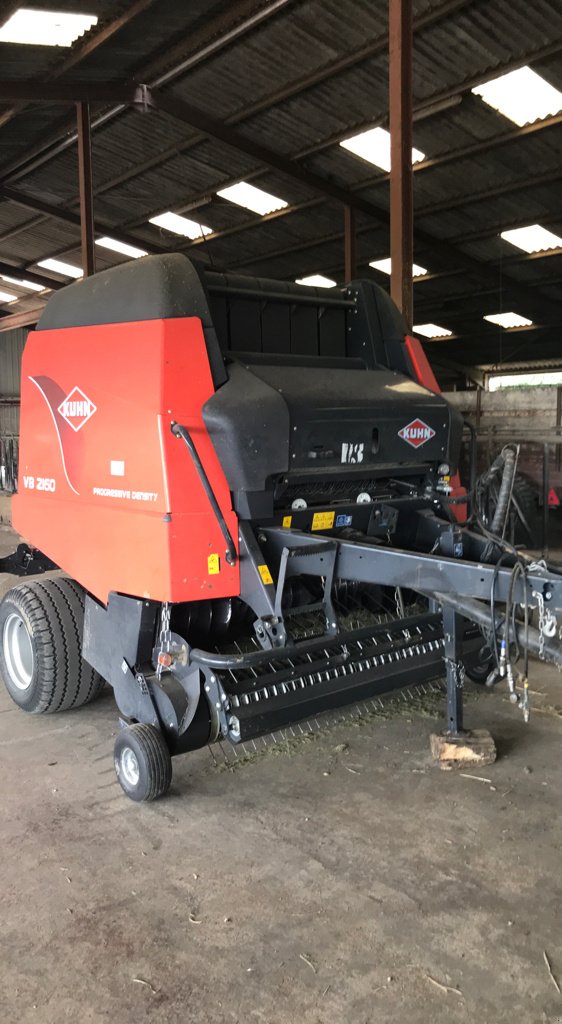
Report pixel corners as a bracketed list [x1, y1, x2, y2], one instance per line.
[490, 446, 516, 535]
[431, 591, 562, 667]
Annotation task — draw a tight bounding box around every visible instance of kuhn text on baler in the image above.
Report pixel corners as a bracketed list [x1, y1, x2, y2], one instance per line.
[1, 254, 561, 800]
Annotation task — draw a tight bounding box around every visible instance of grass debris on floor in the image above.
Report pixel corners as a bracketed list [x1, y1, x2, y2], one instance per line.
[210, 682, 483, 772]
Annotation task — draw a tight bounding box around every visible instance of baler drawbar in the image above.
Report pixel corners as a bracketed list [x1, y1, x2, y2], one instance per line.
[1, 254, 561, 801]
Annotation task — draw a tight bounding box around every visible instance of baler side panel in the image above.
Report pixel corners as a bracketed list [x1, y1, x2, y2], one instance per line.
[13, 317, 239, 604]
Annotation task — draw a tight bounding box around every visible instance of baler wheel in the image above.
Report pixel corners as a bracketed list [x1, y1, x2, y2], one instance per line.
[114, 724, 172, 802]
[0, 577, 104, 713]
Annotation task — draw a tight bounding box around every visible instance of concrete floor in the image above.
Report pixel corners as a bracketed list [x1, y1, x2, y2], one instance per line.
[1, 524, 562, 1024]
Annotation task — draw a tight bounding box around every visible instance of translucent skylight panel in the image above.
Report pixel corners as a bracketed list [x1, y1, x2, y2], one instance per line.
[295, 274, 337, 288]
[340, 127, 425, 172]
[95, 237, 147, 258]
[484, 312, 533, 328]
[413, 323, 452, 339]
[369, 257, 428, 277]
[0, 274, 45, 292]
[500, 224, 562, 253]
[149, 212, 212, 239]
[472, 67, 562, 127]
[37, 258, 83, 278]
[0, 9, 98, 46]
[216, 182, 288, 215]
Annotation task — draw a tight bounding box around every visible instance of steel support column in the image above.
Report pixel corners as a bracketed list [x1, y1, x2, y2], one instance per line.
[344, 205, 356, 282]
[389, 0, 413, 329]
[76, 102, 95, 277]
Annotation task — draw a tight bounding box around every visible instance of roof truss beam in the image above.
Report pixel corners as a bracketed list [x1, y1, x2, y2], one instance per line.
[0, 0, 159, 130]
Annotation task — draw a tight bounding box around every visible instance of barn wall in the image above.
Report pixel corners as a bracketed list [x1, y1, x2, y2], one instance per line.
[0, 327, 26, 519]
[447, 387, 561, 494]
[0, 326, 26, 437]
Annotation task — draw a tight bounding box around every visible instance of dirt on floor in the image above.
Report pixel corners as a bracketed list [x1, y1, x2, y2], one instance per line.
[1, 525, 562, 1024]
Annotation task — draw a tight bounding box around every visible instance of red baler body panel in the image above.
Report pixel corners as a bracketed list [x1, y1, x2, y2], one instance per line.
[13, 317, 239, 604]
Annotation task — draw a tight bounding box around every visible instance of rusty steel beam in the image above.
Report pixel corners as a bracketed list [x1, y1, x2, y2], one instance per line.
[117, 114, 561, 264]
[63, 37, 562, 214]
[3, 2, 560, 244]
[0, 306, 45, 331]
[0, 185, 165, 254]
[0, 0, 486, 192]
[0, 81, 142, 103]
[343, 206, 356, 282]
[204, 170, 562, 272]
[1, 0, 470, 191]
[147, 87, 562, 321]
[0, 213, 46, 245]
[0, 0, 296, 183]
[0, 260, 62, 291]
[389, 0, 413, 329]
[76, 103, 95, 276]
[150, 87, 388, 214]
[0, 0, 158, 131]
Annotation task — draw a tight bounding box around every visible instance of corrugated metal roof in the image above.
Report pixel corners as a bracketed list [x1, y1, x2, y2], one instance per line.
[1, 0, 562, 365]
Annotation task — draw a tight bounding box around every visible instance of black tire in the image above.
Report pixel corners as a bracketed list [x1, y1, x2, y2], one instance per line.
[510, 474, 540, 545]
[114, 724, 172, 802]
[484, 471, 540, 545]
[0, 577, 104, 714]
[463, 625, 495, 684]
[464, 650, 494, 684]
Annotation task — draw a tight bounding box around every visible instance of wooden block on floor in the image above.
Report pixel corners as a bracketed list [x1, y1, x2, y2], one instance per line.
[430, 729, 497, 769]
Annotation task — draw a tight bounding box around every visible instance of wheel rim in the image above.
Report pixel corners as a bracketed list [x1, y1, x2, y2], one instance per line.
[120, 747, 140, 787]
[3, 612, 34, 691]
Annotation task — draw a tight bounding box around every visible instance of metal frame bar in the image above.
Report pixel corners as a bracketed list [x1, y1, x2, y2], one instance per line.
[343, 205, 356, 283]
[259, 527, 562, 608]
[0, 7, 560, 327]
[76, 103, 95, 277]
[389, 0, 414, 329]
[0, 82, 144, 103]
[144, 88, 562, 322]
[0, 185, 165, 257]
[0, 260, 61, 291]
[0, 307, 46, 331]
[0, 0, 296, 183]
[5, 2, 558, 189]
[0, 0, 158, 131]
[227, 170, 562, 273]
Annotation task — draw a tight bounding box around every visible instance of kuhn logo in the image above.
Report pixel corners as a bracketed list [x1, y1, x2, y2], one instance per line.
[57, 387, 97, 432]
[398, 418, 436, 448]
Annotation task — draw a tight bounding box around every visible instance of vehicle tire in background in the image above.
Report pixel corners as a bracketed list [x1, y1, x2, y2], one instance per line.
[510, 473, 541, 545]
[482, 470, 540, 546]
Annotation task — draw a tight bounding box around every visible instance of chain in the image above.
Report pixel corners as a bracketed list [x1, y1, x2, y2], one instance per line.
[394, 586, 405, 618]
[156, 601, 172, 679]
[532, 590, 546, 660]
[444, 657, 465, 687]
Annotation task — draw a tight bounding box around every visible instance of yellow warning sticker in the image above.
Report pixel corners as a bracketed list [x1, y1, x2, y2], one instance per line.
[207, 553, 220, 575]
[282, 515, 292, 528]
[258, 564, 274, 586]
[311, 510, 335, 531]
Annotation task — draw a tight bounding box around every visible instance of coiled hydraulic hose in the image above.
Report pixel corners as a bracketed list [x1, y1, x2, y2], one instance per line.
[490, 446, 517, 536]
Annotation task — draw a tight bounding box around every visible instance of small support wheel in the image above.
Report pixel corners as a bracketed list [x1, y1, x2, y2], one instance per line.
[114, 724, 172, 802]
